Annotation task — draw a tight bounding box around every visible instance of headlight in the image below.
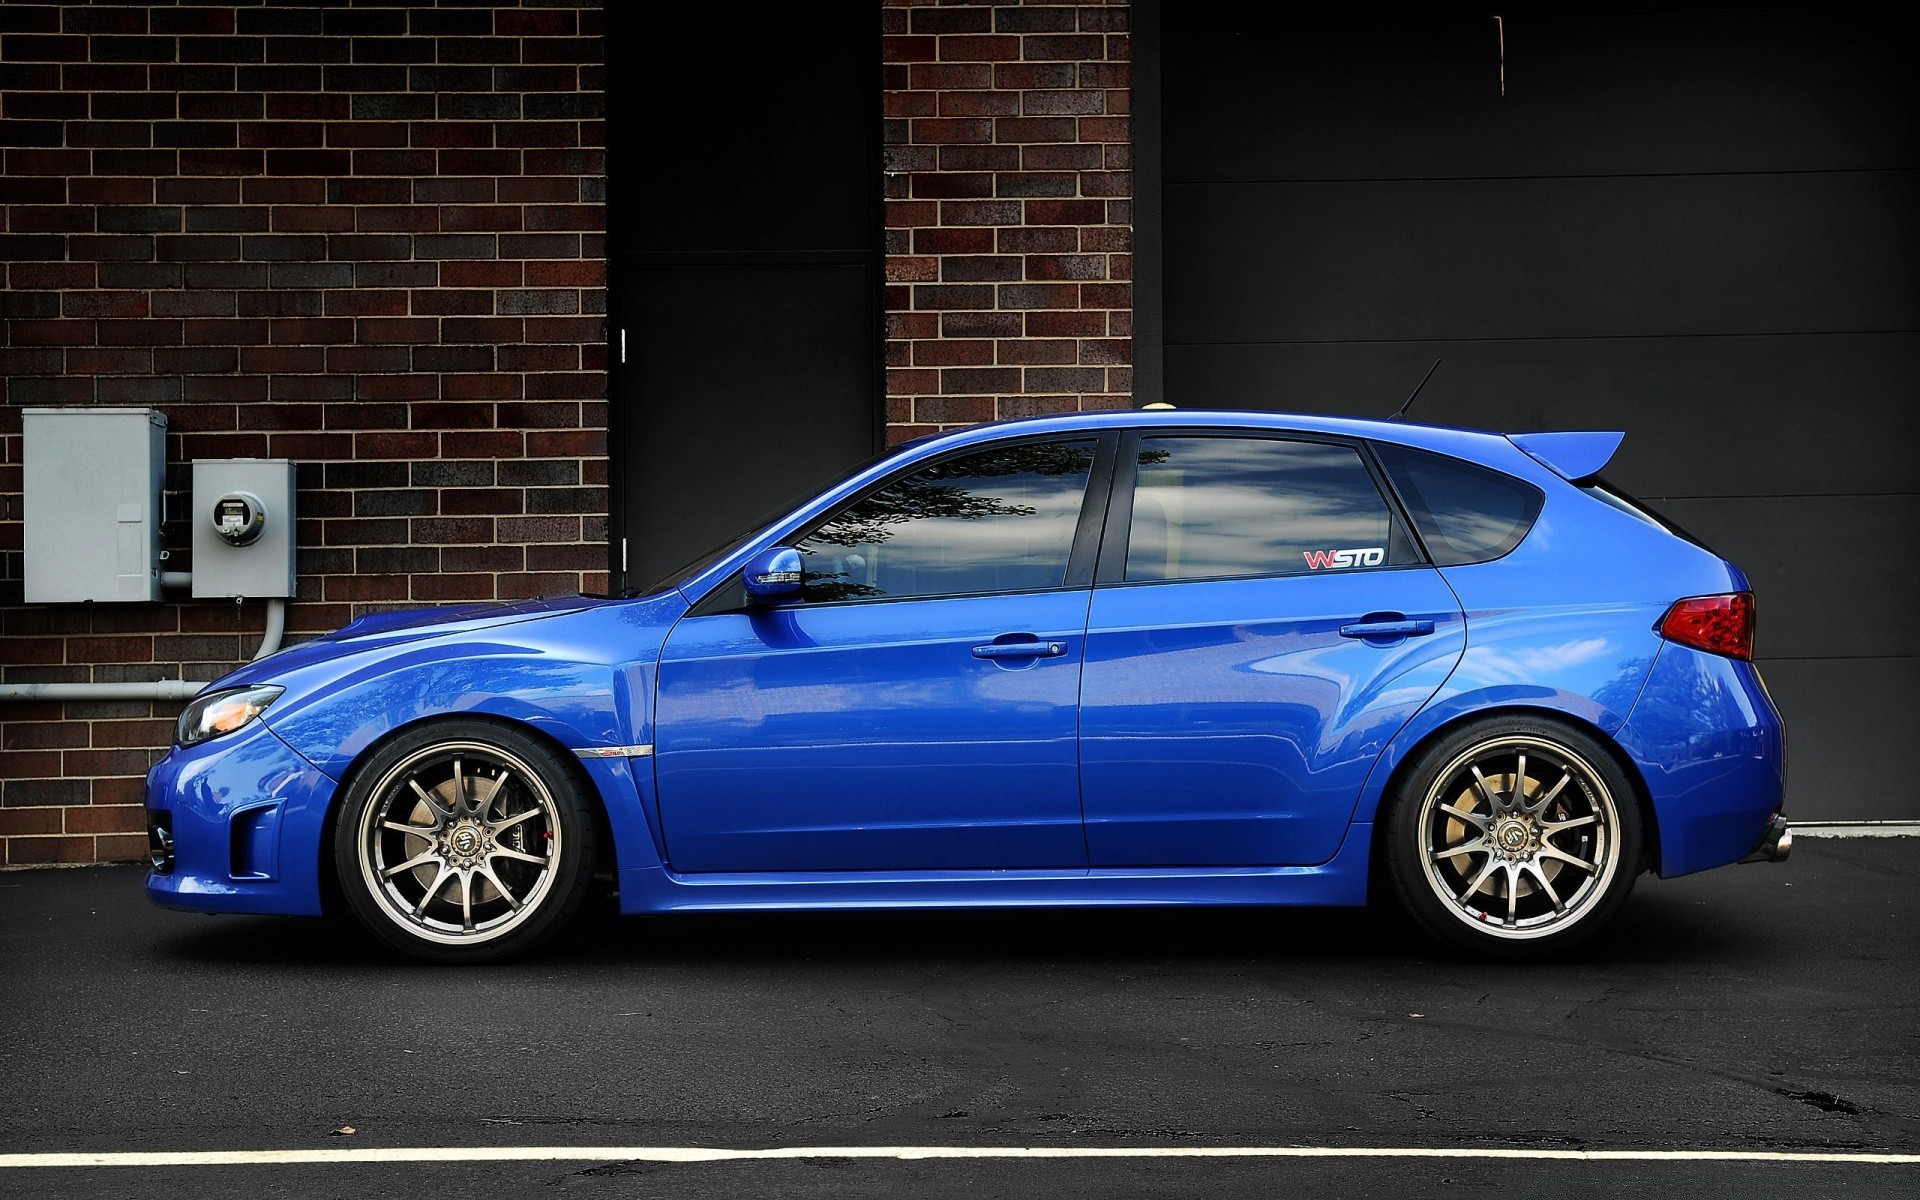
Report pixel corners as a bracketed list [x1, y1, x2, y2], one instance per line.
[176, 684, 284, 747]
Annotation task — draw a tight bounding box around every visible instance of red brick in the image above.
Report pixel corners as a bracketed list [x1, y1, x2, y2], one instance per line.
[940, 90, 1021, 118]
[909, 63, 993, 90]
[994, 116, 1078, 144]
[1025, 310, 1108, 337]
[63, 804, 147, 835]
[911, 117, 993, 145]
[939, 35, 1021, 62]
[915, 396, 997, 423]
[995, 338, 1079, 365]
[96, 834, 151, 863]
[1022, 34, 1108, 63]
[1024, 198, 1106, 226]
[7, 837, 93, 866]
[0, 810, 64, 837]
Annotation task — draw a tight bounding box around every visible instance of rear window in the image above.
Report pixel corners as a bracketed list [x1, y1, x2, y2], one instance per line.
[1374, 444, 1543, 566]
[1581, 476, 1714, 551]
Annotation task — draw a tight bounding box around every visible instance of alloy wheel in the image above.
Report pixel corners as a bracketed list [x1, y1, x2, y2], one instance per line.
[354, 741, 563, 946]
[1415, 735, 1622, 940]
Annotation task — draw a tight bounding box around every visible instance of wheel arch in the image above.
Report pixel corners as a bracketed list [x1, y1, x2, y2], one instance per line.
[1363, 703, 1662, 886]
[313, 710, 620, 916]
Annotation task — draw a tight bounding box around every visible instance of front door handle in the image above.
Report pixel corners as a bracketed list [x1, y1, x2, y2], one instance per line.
[972, 639, 1067, 660]
[1339, 618, 1436, 640]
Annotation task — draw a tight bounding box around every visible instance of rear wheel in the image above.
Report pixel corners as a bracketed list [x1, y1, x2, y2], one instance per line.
[333, 719, 598, 963]
[1384, 717, 1642, 958]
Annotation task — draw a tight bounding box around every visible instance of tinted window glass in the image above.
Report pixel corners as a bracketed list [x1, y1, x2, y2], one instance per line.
[1125, 437, 1407, 582]
[796, 440, 1097, 602]
[1581, 476, 1715, 552]
[1375, 444, 1543, 566]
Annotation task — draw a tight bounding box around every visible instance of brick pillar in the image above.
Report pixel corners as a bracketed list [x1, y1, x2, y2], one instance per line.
[881, 2, 1132, 443]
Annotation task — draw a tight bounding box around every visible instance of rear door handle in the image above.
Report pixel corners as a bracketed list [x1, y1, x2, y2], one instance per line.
[972, 640, 1067, 659]
[1339, 618, 1435, 639]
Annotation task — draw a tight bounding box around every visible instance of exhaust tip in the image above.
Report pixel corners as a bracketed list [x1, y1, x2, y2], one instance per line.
[1740, 813, 1791, 865]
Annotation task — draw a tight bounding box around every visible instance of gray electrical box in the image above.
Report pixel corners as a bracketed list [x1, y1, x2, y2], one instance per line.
[22, 407, 167, 603]
[191, 459, 297, 599]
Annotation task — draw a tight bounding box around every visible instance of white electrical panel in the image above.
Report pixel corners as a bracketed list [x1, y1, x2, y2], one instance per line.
[191, 459, 298, 599]
[22, 407, 167, 603]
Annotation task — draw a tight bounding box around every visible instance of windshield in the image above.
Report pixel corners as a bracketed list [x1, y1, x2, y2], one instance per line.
[627, 447, 903, 597]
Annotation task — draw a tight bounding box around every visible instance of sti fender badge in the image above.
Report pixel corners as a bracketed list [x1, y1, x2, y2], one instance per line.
[1302, 547, 1386, 570]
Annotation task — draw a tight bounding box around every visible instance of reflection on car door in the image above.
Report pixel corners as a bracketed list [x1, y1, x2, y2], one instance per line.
[1079, 434, 1467, 867]
[654, 437, 1109, 874]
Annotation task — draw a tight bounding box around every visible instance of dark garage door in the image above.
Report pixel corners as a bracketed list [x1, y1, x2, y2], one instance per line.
[1152, 5, 1918, 821]
[606, 7, 881, 593]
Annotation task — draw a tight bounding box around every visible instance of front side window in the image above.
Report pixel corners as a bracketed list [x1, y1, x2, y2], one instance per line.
[1125, 436, 1412, 582]
[795, 439, 1097, 602]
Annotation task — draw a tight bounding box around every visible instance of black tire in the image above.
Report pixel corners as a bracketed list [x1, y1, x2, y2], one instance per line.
[331, 718, 599, 964]
[1383, 715, 1643, 959]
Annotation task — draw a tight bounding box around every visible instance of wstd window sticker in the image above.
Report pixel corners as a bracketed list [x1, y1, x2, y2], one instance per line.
[1301, 547, 1386, 569]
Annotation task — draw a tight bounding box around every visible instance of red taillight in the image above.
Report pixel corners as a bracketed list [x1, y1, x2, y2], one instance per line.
[1657, 592, 1755, 660]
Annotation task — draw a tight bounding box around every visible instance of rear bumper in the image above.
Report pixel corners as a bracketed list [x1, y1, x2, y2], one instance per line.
[1618, 644, 1786, 878]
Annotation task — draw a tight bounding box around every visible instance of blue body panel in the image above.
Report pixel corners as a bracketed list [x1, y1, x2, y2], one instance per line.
[144, 408, 1786, 922]
[1080, 568, 1464, 866]
[655, 590, 1092, 872]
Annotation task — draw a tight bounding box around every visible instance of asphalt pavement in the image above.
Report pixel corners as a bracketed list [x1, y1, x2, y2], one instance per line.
[1, 838, 1915, 1198]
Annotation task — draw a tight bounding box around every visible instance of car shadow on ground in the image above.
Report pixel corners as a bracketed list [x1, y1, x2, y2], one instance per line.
[150, 878, 1767, 974]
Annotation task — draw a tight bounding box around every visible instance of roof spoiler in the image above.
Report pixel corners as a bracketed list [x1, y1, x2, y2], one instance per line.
[1506, 430, 1624, 481]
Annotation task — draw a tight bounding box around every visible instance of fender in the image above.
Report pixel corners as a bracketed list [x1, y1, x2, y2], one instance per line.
[256, 592, 688, 881]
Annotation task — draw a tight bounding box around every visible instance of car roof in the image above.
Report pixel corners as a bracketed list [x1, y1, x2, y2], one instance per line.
[896, 407, 1520, 460]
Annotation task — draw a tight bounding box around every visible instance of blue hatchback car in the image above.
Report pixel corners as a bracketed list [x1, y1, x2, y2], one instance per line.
[146, 410, 1788, 961]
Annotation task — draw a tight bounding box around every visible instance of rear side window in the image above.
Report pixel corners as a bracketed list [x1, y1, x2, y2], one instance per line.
[1124, 436, 1417, 582]
[1374, 443, 1543, 566]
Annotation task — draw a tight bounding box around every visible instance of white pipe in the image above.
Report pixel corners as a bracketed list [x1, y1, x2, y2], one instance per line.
[0, 680, 207, 702]
[1, 598, 288, 702]
[253, 597, 287, 660]
[159, 571, 192, 590]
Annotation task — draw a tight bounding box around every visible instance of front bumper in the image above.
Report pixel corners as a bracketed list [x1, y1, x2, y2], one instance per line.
[144, 718, 339, 917]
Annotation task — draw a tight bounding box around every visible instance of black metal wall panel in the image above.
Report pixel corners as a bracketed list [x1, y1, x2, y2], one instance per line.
[1155, 5, 1919, 820]
[1164, 9, 1917, 180]
[1166, 173, 1919, 343]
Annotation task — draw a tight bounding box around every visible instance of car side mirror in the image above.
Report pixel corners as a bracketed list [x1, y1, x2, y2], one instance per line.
[742, 546, 804, 604]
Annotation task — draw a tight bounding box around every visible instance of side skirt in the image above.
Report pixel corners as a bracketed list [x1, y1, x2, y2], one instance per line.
[616, 824, 1373, 914]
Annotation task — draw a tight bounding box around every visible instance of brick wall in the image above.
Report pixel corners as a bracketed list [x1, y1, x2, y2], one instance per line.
[0, 2, 606, 867]
[881, 1, 1132, 442]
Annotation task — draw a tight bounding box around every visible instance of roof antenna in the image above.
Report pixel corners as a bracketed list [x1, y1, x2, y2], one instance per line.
[1386, 359, 1442, 422]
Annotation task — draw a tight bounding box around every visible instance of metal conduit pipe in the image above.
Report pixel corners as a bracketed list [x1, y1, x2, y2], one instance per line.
[0, 596, 287, 703]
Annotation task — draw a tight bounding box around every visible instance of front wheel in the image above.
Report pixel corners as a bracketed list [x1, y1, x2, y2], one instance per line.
[332, 719, 599, 964]
[1383, 717, 1643, 958]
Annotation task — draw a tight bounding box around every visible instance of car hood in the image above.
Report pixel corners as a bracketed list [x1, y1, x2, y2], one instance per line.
[206, 594, 611, 693]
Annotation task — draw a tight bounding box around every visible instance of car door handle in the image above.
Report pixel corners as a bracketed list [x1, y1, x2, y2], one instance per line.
[1339, 618, 1435, 639]
[972, 640, 1067, 659]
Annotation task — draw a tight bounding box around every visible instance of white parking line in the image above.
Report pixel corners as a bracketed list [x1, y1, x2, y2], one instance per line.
[1792, 822, 1920, 838]
[2, 1146, 1917, 1169]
